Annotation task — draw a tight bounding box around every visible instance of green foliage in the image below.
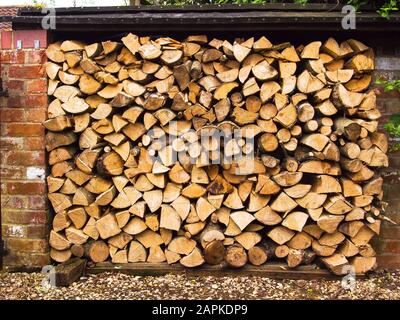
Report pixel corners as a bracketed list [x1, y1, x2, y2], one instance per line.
[376, 78, 400, 92]
[384, 115, 400, 152]
[346, 0, 369, 11]
[293, 0, 309, 4]
[140, 1, 399, 20]
[378, 0, 399, 19]
[384, 115, 400, 136]
[376, 78, 400, 152]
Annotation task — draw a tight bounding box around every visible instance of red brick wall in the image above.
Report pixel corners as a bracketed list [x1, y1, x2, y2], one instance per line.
[373, 52, 400, 270]
[0, 30, 399, 270]
[0, 30, 49, 269]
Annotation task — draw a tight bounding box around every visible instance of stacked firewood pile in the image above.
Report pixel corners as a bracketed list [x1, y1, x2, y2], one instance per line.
[45, 34, 388, 275]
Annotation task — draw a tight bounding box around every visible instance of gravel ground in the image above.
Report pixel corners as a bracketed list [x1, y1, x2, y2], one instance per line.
[0, 270, 399, 300]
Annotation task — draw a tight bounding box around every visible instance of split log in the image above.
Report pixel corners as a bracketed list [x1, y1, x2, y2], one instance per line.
[287, 249, 316, 268]
[180, 247, 205, 267]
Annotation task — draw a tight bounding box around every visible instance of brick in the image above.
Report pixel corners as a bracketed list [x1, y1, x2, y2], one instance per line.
[26, 224, 49, 238]
[24, 50, 46, 64]
[25, 137, 45, 150]
[378, 115, 390, 126]
[24, 94, 47, 108]
[5, 96, 23, 108]
[0, 108, 24, 122]
[25, 108, 47, 122]
[13, 30, 47, 49]
[0, 137, 24, 150]
[376, 57, 400, 71]
[3, 79, 24, 91]
[1, 223, 47, 239]
[3, 251, 50, 271]
[0, 151, 5, 166]
[1, 182, 6, 194]
[5, 238, 48, 253]
[385, 201, 400, 215]
[1, 195, 27, 210]
[381, 240, 400, 255]
[5, 151, 45, 166]
[9, 65, 44, 79]
[3, 251, 50, 268]
[3, 94, 46, 109]
[375, 87, 400, 98]
[26, 79, 47, 93]
[386, 214, 400, 226]
[381, 226, 400, 239]
[7, 181, 45, 195]
[28, 196, 47, 210]
[381, 98, 400, 115]
[377, 255, 400, 270]
[1, 61, 8, 75]
[2, 210, 48, 225]
[387, 156, 400, 170]
[0, 166, 26, 179]
[2, 224, 28, 238]
[373, 70, 400, 83]
[383, 182, 400, 201]
[5, 123, 44, 137]
[0, 50, 24, 64]
[1, 31, 12, 49]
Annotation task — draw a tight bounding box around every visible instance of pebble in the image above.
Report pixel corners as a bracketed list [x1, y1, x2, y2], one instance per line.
[0, 270, 399, 300]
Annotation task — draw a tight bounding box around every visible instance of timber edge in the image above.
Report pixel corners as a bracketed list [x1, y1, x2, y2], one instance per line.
[86, 262, 365, 280]
[1, 262, 367, 280]
[9, 5, 400, 32]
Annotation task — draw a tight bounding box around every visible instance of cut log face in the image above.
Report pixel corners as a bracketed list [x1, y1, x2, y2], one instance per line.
[230, 211, 255, 231]
[270, 192, 297, 213]
[248, 245, 268, 266]
[46, 34, 385, 275]
[321, 253, 349, 275]
[254, 206, 282, 226]
[297, 70, 324, 93]
[168, 236, 197, 255]
[282, 211, 308, 232]
[225, 244, 248, 268]
[180, 247, 205, 268]
[160, 205, 181, 231]
[204, 240, 226, 265]
[50, 231, 71, 251]
[235, 232, 262, 250]
[267, 226, 295, 245]
[96, 214, 121, 239]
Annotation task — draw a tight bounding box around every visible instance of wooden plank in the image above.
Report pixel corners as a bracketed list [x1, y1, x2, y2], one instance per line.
[54, 258, 86, 286]
[18, 3, 348, 15]
[87, 262, 344, 280]
[13, 12, 400, 32]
